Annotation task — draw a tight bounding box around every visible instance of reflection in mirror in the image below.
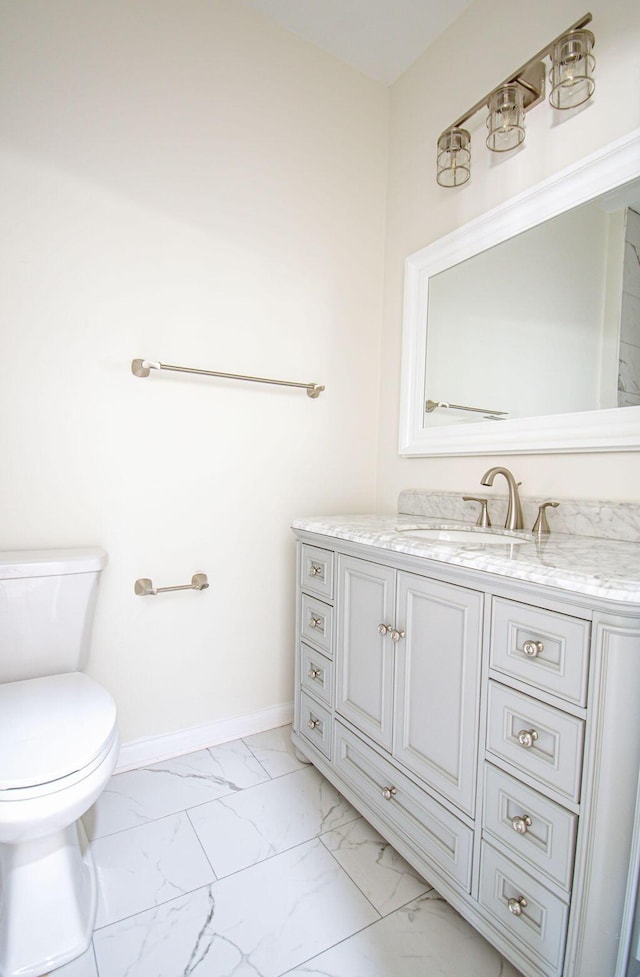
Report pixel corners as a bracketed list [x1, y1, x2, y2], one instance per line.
[424, 184, 640, 429]
[399, 130, 640, 456]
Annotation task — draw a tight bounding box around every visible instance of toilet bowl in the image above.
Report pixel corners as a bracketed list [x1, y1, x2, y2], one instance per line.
[0, 549, 118, 977]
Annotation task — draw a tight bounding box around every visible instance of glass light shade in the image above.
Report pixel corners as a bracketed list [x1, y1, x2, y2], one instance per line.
[486, 84, 525, 153]
[549, 29, 595, 109]
[436, 128, 471, 188]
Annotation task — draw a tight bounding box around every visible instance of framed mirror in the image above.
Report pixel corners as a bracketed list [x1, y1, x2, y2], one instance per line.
[399, 129, 640, 456]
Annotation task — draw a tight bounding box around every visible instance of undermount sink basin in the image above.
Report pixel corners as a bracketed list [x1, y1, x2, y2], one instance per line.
[397, 527, 531, 546]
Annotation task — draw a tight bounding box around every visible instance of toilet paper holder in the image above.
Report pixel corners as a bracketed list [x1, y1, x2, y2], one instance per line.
[134, 573, 209, 596]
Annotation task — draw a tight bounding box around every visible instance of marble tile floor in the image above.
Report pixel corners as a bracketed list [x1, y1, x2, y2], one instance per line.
[48, 725, 523, 977]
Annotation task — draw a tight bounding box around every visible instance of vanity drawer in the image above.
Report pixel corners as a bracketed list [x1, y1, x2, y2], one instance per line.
[486, 682, 584, 804]
[478, 841, 568, 977]
[300, 644, 333, 709]
[299, 691, 332, 759]
[300, 544, 334, 600]
[483, 763, 577, 892]
[335, 721, 473, 891]
[491, 598, 591, 706]
[300, 594, 334, 656]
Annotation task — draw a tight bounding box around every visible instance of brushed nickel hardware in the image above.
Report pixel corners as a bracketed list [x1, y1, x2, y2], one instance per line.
[309, 564, 324, 577]
[308, 616, 323, 630]
[507, 896, 528, 916]
[426, 399, 507, 419]
[381, 786, 397, 800]
[390, 628, 406, 643]
[308, 667, 322, 680]
[517, 728, 539, 749]
[463, 496, 492, 527]
[523, 639, 544, 658]
[480, 467, 524, 531]
[532, 501, 560, 536]
[134, 572, 209, 596]
[132, 358, 325, 398]
[307, 718, 321, 731]
[512, 814, 533, 835]
[378, 623, 391, 636]
[436, 13, 594, 188]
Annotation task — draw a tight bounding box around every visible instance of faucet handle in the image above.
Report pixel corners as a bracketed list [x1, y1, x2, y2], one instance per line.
[463, 496, 491, 528]
[532, 501, 559, 536]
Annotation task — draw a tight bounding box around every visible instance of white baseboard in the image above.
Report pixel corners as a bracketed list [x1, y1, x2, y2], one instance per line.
[115, 701, 294, 773]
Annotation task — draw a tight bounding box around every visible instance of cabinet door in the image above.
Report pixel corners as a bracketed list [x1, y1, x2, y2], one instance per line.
[394, 572, 483, 816]
[336, 556, 396, 751]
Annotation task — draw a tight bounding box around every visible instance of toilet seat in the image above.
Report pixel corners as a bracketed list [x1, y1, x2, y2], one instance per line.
[0, 672, 117, 793]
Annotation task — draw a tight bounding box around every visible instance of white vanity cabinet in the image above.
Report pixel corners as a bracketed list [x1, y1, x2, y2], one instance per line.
[292, 527, 640, 977]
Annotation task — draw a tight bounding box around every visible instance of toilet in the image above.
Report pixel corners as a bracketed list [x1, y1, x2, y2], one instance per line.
[0, 548, 119, 977]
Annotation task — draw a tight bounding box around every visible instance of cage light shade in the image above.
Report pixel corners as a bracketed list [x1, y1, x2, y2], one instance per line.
[486, 84, 525, 152]
[436, 128, 471, 187]
[549, 29, 595, 109]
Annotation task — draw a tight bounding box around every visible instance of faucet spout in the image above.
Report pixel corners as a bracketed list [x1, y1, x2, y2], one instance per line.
[480, 467, 524, 531]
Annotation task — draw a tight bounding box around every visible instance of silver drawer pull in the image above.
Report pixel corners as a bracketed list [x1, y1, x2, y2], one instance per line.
[381, 786, 397, 800]
[378, 623, 391, 635]
[309, 564, 323, 577]
[512, 814, 533, 834]
[517, 728, 539, 749]
[507, 896, 528, 917]
[308, 667, 322, 680]
[307, 718, 321, 731]
[523, 639, 544, 657]
[390, 628, 406, 643]
[308, 616, 322, 629]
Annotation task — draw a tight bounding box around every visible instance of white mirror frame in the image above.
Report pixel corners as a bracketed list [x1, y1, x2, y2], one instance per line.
[399, 129, 640, 457]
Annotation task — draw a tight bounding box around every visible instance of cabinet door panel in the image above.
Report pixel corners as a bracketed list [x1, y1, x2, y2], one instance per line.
[394, 572, 483, 816]
[336, 556, 396, 751]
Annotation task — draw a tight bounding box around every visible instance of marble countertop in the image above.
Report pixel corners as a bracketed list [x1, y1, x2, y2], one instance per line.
[292, 514, 640, 605]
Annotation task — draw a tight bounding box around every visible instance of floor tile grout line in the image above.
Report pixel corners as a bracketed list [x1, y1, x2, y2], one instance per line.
[185, 806, 220, 882]
[90, 826, 371, 936]
[275, 890, 443, 977]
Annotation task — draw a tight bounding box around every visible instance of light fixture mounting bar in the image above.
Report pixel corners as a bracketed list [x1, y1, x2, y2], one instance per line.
[447, 12, 593, 132]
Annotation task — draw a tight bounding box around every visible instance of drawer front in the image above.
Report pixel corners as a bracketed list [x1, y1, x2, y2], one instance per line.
[301, 594, 334, 656]
[486, 682, 584, 804]
[299, 691, 332, 759]
[478, 842, 568, 976]
[483, 763, 577, 892]
[491, 598, 590, 707]
[300, 544, 334, 600]
[335, 722, 473, 891]
[300, 644, 334, 709]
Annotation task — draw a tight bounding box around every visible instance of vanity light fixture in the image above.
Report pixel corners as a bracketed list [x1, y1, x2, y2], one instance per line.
[436, 13, 595, 187]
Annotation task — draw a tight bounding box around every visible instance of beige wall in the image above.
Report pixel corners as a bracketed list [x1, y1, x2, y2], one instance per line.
[378, 0, 640, 511]
[0, 0, 388, 743]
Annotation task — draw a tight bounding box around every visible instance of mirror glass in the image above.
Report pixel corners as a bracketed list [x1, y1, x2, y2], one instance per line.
[424, 184, 640, 429]
[399, 131, 640, 456]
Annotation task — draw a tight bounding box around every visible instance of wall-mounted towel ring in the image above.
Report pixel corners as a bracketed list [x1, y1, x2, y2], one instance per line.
[134, 572, 209, 596]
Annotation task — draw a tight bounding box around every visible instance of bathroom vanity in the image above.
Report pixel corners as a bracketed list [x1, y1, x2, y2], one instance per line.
[291, 498, 640, 977]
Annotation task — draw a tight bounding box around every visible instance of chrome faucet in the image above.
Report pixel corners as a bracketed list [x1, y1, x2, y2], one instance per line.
[480, 467, 524, 531]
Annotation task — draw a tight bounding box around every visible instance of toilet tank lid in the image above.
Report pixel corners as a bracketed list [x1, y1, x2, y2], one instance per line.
[0, 547, 107, 579]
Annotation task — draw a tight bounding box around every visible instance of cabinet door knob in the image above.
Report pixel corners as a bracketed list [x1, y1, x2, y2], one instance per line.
[507, 896, 528, 916]
[512, 814, 533, 834]
[378, 623, 391, 635]
[390, 628, 406, 643]
[523, 639, 544, 657]
[309, 564, 323, 577]
[381, 786, 397, 800]
[517, 728, 539, 749]
[308, 667, 322, 680]
[309, 616, 322, 629]
[307, 718, 320, 730]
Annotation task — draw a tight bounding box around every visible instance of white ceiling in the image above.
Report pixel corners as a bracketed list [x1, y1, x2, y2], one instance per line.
[237, 0, 474, 85]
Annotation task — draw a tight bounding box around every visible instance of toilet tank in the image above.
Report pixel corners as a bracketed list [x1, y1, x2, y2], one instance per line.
[0, 548, 108, 683]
